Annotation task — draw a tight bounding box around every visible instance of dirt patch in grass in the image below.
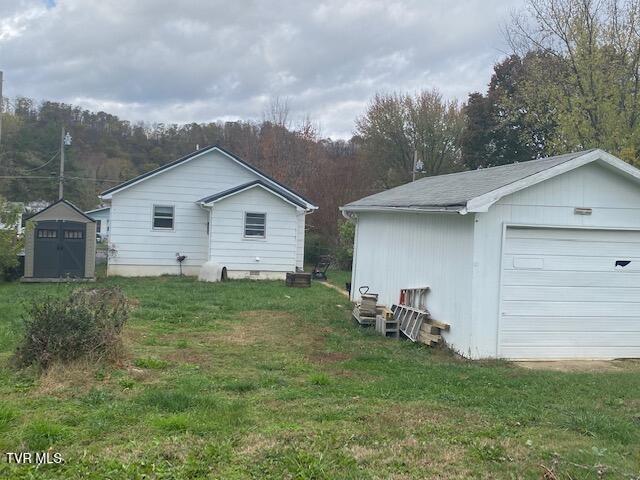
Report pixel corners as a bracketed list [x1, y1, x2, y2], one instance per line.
[223, 311, 330, 354]
[224, 311, 298, 346]
[237, 433, 278, 457]
[516, 359, 640, 372]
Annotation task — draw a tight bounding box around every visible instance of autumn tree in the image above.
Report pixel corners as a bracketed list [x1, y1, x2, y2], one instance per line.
[356, 90, 464, 187]
[507, 0, 640, 164]
[461, 52, 561, 168]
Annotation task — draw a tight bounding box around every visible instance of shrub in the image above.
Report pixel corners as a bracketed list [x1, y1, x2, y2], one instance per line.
[335, 220, 355, 270]
[13, 287, 129, 369]
[0, 197, 23, 280]
[304, 231, 330, 265]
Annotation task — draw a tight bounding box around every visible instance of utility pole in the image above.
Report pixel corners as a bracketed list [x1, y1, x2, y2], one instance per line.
[58, 128, 72, 199]
[58, 127, 65, 199]
[412, 149, 418, 182]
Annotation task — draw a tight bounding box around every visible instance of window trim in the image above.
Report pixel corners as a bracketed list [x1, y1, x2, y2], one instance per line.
[152, 204, 175, 231]
[243, 211, 267, 239]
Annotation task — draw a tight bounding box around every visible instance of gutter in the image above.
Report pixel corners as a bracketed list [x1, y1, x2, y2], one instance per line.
[339, 205, 465, 215]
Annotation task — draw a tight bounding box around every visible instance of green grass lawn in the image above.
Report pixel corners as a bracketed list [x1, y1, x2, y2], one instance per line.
[0, 276, 639, 479]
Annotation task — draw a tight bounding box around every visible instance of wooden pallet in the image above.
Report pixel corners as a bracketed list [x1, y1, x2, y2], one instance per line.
[393, 304, 429, 342]
[360, 294, 378, 316]
[418, 318, 450, 346]
[285, 272, 311, 287]
[352, 305, 376, 326]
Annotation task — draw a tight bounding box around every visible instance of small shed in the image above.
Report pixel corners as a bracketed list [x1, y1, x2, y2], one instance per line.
[341, 149, 640, 360]
[23, 199, 96, 281]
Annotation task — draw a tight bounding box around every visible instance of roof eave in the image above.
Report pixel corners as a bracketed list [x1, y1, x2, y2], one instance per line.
[198, 181, 311, 211]
[465, 149, 640, 212]
[99, 145, 317, 209]
[339, 205, 465, 214]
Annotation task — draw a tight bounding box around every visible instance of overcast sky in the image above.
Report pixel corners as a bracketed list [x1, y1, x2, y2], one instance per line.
[0, 0, 522, 138]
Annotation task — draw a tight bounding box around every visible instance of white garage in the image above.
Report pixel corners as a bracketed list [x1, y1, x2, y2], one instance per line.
[341, 149, 640, 359]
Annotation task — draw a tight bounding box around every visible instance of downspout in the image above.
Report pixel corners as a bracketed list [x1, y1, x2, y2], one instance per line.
[341, 209, 358, 301]
[198, 203, 213, 261]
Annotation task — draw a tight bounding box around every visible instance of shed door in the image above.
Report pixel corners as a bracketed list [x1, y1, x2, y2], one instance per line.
[34, 221, 86, 278]
[499, 227, 640, 359]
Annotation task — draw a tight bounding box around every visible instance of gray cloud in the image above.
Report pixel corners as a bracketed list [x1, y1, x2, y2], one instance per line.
[0, 0, 522, 138]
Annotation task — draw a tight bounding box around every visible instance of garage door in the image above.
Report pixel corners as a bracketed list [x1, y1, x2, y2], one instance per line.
[499, 227, 640, 359]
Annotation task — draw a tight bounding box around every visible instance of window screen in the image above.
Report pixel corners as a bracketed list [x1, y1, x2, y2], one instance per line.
[244, 212, 266, 238]
[153, 206, 174, 229]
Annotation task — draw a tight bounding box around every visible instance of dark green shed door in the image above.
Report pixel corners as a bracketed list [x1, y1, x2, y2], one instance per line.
[34, 221, 86, 278]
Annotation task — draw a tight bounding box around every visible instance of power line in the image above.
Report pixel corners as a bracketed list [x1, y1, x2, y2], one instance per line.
[20, 150, 59, 173]
[66, 176, 121, 183]
[0, 174, 120, 183]
[0, 175, 55, 179]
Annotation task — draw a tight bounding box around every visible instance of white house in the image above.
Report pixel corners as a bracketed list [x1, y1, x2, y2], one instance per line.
[85, 206, 110, 241]
[341, 149, 640, 360]
[99, 145, 317, 278]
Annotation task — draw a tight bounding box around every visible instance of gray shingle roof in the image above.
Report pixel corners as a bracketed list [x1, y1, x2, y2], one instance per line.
[343, 150, 595, 210]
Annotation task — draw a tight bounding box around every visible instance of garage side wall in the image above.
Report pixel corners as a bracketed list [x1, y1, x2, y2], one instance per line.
[471, 162, 640, 358]
[351, 211, 475, 355]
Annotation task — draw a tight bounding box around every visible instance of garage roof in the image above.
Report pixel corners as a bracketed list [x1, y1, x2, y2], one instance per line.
[341, 149, 640, 214]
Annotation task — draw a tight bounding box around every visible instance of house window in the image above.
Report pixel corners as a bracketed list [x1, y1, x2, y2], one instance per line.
[96, 220, 102, 232]
[153, 205, 174, 229]
[244, 212, 266, 238]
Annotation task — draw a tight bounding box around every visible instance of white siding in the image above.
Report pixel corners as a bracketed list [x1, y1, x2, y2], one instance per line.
[108, 150, 256, 276]
[351, 211, 475, 354]
[471, 162, 640, 358]
[209, 186, 299, 273]
[296, 212, 306, 270]
[87, 209, 110, 239]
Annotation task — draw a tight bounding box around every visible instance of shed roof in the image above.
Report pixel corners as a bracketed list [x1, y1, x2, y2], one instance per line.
[26, 199, 95, 223]
[341, 149, 640, 214]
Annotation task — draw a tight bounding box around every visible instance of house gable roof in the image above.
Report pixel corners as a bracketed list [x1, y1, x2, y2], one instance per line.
[99, 144, 317, 209]
[341, 149, 640, 214]
[197, 180, 307, 209]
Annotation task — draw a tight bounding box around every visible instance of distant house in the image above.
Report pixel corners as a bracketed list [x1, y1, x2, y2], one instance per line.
[85, 206, 110, 241]
[99, 145, 317, 278]
[341, 149, 640, 360]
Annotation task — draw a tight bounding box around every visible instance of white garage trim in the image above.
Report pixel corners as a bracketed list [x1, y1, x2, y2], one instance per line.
[497, 223, 640, 360]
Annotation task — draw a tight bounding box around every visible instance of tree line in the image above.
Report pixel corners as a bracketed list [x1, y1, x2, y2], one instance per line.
[1, 0, 639, 248]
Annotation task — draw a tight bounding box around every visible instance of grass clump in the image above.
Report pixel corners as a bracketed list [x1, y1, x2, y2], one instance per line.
[309, 373, 331, 386]
[21, 420, 68, 450]
[223, 379, 257, 393]
[133, 356, 169, 370]
[13, 287, 129, 369]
